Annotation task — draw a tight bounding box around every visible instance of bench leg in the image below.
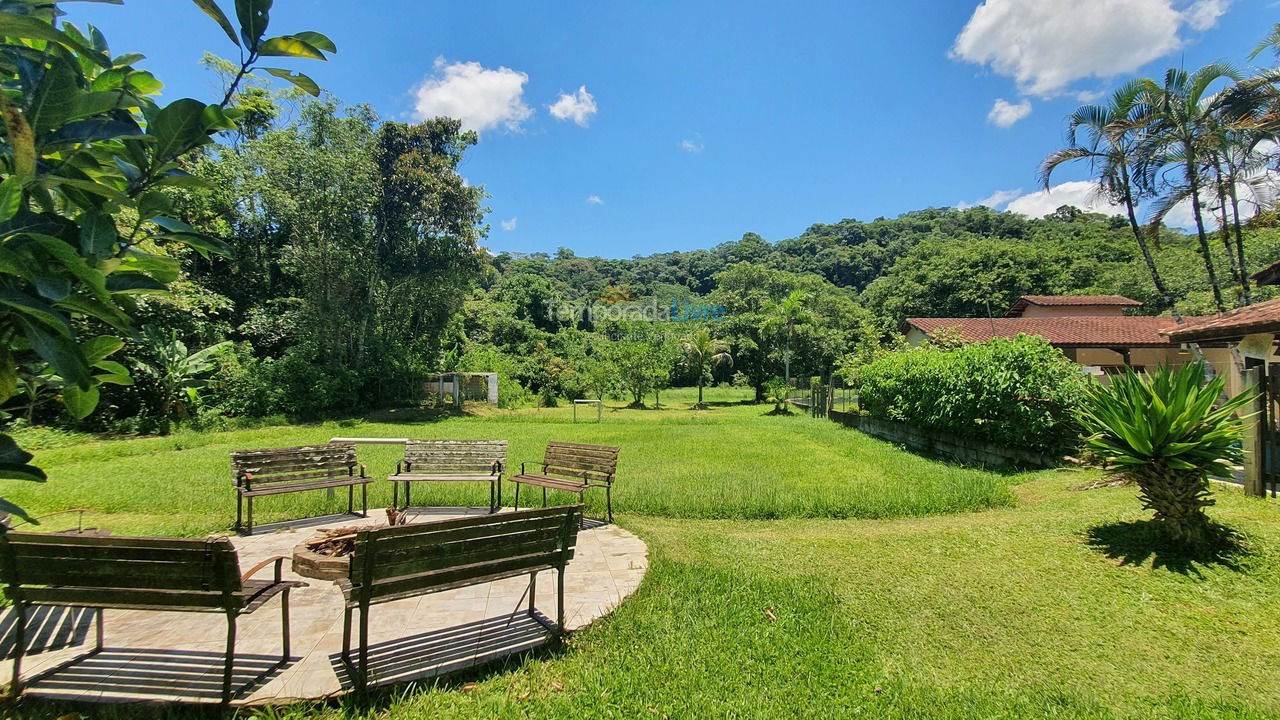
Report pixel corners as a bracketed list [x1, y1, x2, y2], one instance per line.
[222, 613, 237, 705]
[246, 496, 254, 536]
[528, 571, 537, 615]
[7, 601, 25, 697]
[235, 493, 243, 534]
[347, 485, 354, 515]
[361, 483, 368, 517]
[281, 588, 291, 660]
[542, 486, 547, 508]
[489, 481, 496, 513]
[557, 566, 565, 632]
[496, 477, 502, 511]
[406, 481, 412, 509]
[513, 482, 520, 512]
[606, 484, 613, 523]
[393, 481, 399, 509]
[358, 602, 369, 690]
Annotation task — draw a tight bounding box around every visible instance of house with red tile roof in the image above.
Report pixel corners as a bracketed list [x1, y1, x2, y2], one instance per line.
[903, 295, 1200, 373]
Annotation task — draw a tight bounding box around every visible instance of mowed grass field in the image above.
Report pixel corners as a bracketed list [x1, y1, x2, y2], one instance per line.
[4, 387, 1014, 535]
[7, 386, 1280, 719]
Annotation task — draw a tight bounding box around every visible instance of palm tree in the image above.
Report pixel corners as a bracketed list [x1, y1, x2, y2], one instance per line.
[1040, 81, 1182, 321]
[765, 290, 810, 384]
[681, 327, 732, 408]
[1079, 363, 1254, 548]
[1137, 63, 1243, 313]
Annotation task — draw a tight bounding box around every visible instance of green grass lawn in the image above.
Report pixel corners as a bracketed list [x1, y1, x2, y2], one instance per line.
[6, 387, 1280, 719]
[4, 387, 1013, 535]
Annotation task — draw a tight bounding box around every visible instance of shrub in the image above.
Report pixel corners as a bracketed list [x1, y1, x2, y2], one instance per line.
[853, 335, 1087, 455]
[211, 343, 361, 419]
[1079, 363, 1253, 547]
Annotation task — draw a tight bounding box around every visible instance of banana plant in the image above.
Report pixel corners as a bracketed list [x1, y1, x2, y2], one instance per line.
[133, 327, 230, 430]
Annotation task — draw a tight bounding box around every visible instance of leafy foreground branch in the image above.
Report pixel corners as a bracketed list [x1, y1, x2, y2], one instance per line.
[0, 0, 332, 519]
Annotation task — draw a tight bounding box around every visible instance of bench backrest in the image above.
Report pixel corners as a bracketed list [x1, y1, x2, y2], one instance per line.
[230, 443, 358, 488]
[0, 532, 242, 610]
[403, 439, 506, 474]
[347, 505, 582, 605]
[541, 442, 620, 484]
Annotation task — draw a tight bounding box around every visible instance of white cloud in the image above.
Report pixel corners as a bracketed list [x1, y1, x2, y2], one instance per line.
[411, 57, 532, 134]
[956, 188, 1023, 210]
[586, 195, 605, 205]
[987, 98, 1032, 128]
[548, 86, 597, 127]
[1184, 0, 1228, 30]
[500, 217, 517, 231]
[1003, 181, 1126, 218]
[951, 0, 1229, 97]
[679, 138, 704, 153]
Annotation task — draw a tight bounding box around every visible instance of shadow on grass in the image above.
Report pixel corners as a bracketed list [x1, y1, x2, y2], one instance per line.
[1085, 520, 1250, 576]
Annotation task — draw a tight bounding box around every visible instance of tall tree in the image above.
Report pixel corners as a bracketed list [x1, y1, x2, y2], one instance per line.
[1040, 81, 1183, 321]
[1138, 63, 1243, 313]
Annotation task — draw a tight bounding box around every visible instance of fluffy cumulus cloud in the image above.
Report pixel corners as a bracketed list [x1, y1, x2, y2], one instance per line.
[412, 57, 532, 134]
[1002, 181, 1125, 217]
[987, 98, 1032, 128]
[952, 0, 1230, 97]
[548, 86, 598, 126]
[500, 217, 517, 231]
[586, 195, 605, 205]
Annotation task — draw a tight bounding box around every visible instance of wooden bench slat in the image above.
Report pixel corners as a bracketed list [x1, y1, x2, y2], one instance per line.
[365, 537, 566, 581]
[362, 550, 570, 599]
[512, 474, 590, 492]
[355, 519, 573, 564]
[240, 476, 372, 497]
[369, 506, 572, 540]
[389, 473, 497, 482]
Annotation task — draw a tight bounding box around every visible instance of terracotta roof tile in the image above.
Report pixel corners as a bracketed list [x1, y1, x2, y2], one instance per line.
[1015, 294, 1142, 307]
[905, 316, 1188, 347]
[1162, 297, 1280, 342]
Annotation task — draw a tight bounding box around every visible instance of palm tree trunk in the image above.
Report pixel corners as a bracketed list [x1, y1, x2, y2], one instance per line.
[1132, 462, 1217, 548]
[1212, 156, 1243, 305]
[1120, 168, 1182, 322]
[1187, 161, 1227, 312]
[1227, 178, 1253, 305]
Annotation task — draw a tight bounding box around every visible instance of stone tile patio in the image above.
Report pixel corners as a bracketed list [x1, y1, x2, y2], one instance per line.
[1, 508, 648, 706]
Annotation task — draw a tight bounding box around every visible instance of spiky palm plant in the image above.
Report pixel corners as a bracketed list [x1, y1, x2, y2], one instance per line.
[1079, 363, 1254, 548]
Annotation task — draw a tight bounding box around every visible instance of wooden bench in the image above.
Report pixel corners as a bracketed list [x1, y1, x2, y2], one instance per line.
[0, 531, 305, 704]
[338, 505, 582, 689]
[231, 443, 370, 534]
[388, 440, 507, 513]
[511, 442, 620, 521]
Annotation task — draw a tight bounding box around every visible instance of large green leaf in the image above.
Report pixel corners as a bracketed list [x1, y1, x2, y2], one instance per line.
[257, 35, 324, 59]
[16, 316, 90, 387]
[0, 176, 23, 222]
[105, 271, 167, 293]
[234, 0, 271, 50]
[0, 12, 110, 67]
[61, 381, 99, 419]
[46, 117, 144, 146]
[262, 67, 319, 96]
[78, 208, 117, 257]
[191, 0, 241, 47]
[0, 287, 71, 334]
[292, 31, 335, 53]
[148, 98, 211, 164]
[81, 334, 123, 363]
[27, 55, 80, 135]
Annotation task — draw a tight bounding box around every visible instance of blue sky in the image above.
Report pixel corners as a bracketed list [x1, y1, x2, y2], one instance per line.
[72, 0, 1275, 258]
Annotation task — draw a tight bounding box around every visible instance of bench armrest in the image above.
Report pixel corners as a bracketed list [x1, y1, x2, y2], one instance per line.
[351, 463, 367, 478]
[241, 555, 289, 584]
[492, 459, 503, 475]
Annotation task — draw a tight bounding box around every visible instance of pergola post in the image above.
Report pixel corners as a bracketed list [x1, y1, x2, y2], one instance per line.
[1242, 367, 1266, 498]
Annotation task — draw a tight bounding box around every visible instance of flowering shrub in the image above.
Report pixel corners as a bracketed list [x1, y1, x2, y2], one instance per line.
[853, 335, 1088, 455]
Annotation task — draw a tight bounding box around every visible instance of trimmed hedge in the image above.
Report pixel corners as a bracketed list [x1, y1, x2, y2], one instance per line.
[853, 335, 1087, 456]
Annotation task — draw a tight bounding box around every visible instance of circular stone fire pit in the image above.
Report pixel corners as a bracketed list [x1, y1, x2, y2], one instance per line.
[292, 542, 350, 581]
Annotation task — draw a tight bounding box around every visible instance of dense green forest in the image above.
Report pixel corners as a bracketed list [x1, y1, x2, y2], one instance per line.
[6, 6, 1280, 439]
[41, 84, 1278, 429]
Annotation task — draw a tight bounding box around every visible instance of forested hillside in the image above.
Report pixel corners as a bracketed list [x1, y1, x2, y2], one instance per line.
[9, 62, 1280, 432]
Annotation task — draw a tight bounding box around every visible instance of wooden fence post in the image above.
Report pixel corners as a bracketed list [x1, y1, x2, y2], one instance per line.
[1242, 367, 1266, 498]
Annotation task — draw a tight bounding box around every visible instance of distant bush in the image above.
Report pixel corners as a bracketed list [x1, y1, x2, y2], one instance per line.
[211, 343, 361, 419]
[852, 335, 1087, 455]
